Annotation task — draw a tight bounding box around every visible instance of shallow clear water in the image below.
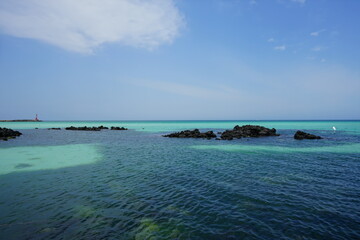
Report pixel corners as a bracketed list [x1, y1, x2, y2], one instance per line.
[0, 121, 359, 239]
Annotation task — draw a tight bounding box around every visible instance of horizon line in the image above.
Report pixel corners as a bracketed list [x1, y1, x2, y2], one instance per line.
[2, 119, 359, 122]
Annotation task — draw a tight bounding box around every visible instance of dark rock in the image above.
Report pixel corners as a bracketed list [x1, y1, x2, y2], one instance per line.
[215, 138, 221, 140]
[65, 126, 125, 131]
[15, 163, 33, 169]
[294, 131, 322, 140]
[48, 128, 61, 130]
[217, 132, 222, 134]
[111, 126, 128, 130]
[163, 129, 216, 139]
[220, 125, 279, 140]
[0, 127, 22, 141]
[65, 126, 101, 131]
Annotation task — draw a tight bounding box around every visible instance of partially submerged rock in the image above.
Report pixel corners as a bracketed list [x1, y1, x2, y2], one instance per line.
[294, 131, 322, 140]
[15, 163, 33, 169]
[163, 129, 216, 139]
[48, 128, 61, 130]
[64, 126, 127, 131]
[111, 126, 128, 130]
[0, 127, 22, 141]
[65, 126, 101, 131]
[221, 125, 279, 140]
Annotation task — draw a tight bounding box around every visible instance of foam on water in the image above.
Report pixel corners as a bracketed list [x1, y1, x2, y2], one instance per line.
[0, 144, 101, 175]
[191, 143, 360, 154]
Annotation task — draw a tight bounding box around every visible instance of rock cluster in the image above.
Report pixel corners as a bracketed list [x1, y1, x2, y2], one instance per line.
[294, 131, 322, 140]
[220, 125, 279, 140]
[65, 126, 101, 131]
[0, 127, 22, 141]
[163, 129, 216, 139]
[111, 127, 128, 130]
[64, 126, 127, 131]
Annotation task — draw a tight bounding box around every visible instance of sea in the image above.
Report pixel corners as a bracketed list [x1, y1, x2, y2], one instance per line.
[0, 120, 359, 240]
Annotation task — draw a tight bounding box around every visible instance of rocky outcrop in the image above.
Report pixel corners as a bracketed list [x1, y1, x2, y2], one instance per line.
[0, 127, 22, 141]
[111, 127, 127, 130]
[48, 128, 61, 130]
[294, 131, 322, 140]
[65, 126, 101, 131]
[64, 126, 127, 131]
[220, 125, 279, 140]
[163, 129, 216, 139]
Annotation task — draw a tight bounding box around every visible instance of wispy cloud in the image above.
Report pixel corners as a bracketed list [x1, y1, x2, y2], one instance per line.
[291, 0, 306, 3]
[307, 56, 316, 60]
[310, 29, 326, 37]
[268, 38, 275, 42]
[312, 46, 325, 52]
[0, 0, 184, 54]
[274, 45, 286, 51]
[133, 80, 244, 100]
[249, 0, 257, 5]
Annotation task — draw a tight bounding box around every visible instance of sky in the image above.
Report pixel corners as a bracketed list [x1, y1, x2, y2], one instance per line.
[0, 0, 359, 120]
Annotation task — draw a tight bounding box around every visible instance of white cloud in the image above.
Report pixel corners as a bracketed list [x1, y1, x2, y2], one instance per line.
[274, 45, 286, 51]
[321, 58, 326, 62]
[0, 0, 184, 53]
[249, 0, 257, 5]
[310, 32, 319, 37]
[268, 38, 275, 42]
[310, 29, 326, 37]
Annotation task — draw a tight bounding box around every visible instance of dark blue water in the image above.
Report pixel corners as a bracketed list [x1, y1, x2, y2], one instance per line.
[0, 125, 360, 239]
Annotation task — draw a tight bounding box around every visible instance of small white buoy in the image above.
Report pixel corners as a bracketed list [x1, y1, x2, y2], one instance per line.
[332, 126, 336, 131]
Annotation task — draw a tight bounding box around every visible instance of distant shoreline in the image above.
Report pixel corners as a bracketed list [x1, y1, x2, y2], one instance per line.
[0, 120, 42, 122]
[1, 119, 359, 122]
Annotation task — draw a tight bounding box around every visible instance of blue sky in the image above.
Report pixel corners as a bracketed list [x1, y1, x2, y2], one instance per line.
[0, 0, 359, 120]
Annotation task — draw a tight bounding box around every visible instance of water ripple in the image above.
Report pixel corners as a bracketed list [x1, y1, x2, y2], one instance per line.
[0, 128, 359, 239]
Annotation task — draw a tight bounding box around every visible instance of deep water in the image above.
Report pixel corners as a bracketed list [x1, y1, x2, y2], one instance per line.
[0, 121, 359, 239]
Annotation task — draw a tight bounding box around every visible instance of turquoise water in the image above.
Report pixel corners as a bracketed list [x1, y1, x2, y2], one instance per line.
[2, 120, 360, 133]
[0, 120, 359, 239]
